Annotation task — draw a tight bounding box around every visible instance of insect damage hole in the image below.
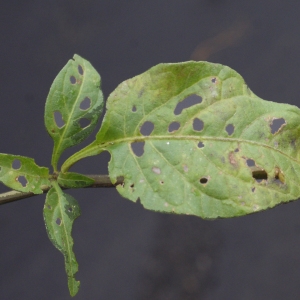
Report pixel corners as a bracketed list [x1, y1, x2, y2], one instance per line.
[193, 118, 204, 131]
[174, 94, 202, 115]
[54, 111, 65, 128]
[246, 159, 256, 167]
[252, 169, 268, 181]
[197, 141, 205, 148]
[270, 118, 286, 134]
[132, 105, 137, 112]
[80, 97, 91, 110]
[56, 218, 62, 225]
[70, 76, 76, 84]
[17, 175, 27, 187]
[225, 124, 234, 136]
[140, 121, 154, 136]
[168, 121, 180, 132]
[12, 159, 21, 170]
[78, 65, 84, 75]
[131, 141, 145, 157]
[200, 177, 208, 184]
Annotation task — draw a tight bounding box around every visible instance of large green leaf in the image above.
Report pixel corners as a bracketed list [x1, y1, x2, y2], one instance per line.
[0, 154, 50, 193]
[43, 181, 80, 297]
[63, 61, 300, 219]
[45, 54, 104, 171]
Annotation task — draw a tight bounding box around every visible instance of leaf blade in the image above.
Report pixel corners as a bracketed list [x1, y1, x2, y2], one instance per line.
[45, 54, 104, 171]
[43, 182, 81, 296]
[0, 154, 50, 193]
[58, 172, 94, 188]
[70, 61, 300, 218]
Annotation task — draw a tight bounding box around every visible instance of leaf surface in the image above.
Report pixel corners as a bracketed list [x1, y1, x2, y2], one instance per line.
[45, 54, 103, 171]
[65, 62, 300, 218]
[58, 172, 94, 188]
[0, 154, 50, 193]
[43, 182, 80, 296]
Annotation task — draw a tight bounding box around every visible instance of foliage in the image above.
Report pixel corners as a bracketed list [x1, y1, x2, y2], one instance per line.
[1, 55, 300, 296]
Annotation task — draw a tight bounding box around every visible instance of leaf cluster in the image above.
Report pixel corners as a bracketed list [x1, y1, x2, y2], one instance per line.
[1, 55, 300, 296]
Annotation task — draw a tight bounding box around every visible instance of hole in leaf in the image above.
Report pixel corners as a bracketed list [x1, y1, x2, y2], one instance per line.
[132, 105, 137, 112]
[79, 118, 91, 128]
[198, 141, 205, 148]
[200, 177, 208, 184]
[70, 76, 76, 84]
[130, 183, 134, 188]
[12, 159, 21, 170]
[252, 187, 256, 192]
[68, 206, 73, 212]
[168, 121, 180, 132]
[80, 97, 91, 110]
[160, 180, 164, 185]
[270, 118, 286, 134]
[211, 77, 217, 83]
[78, 65, 84, 75]
[193, 118, 204, 131]
[56, 218, 62, 225]
[140, 121, 154, 136]
[226, 124, 235, 135]
[174, 94, 202, 115]
[246, 159, 256, 167]
[234, 148, 239, 152]
[54, 111, 65, 128]
[131, 142, 145, 157]
[152, 167, 161, 174]
[18, 175, 27, 187]
[252, 169, 268, 181]
[46, 204, 52, 210]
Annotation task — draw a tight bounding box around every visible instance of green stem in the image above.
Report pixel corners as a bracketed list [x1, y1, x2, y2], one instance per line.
[61, 141, 102, 173]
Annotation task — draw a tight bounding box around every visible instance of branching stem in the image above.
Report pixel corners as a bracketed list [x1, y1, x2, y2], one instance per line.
[0, 175, 123, 206]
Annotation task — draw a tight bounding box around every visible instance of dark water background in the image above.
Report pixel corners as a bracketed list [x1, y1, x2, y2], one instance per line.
[1, 1, 300, 299]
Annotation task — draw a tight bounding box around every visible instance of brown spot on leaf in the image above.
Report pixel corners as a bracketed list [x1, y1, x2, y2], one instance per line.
[229, 151, 238, 167]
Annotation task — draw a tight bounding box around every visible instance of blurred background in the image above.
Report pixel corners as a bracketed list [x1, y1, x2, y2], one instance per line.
[1, 1, 300, 299]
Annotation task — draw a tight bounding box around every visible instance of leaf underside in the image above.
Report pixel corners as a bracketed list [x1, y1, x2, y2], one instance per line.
[0, 154, 50, 193]
[84, 61, 300, 219]
[43, 182, 81, 296]
[44, 54, 104, 171]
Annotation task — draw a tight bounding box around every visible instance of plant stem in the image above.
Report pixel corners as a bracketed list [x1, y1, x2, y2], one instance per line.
[0, 175, 123, 206]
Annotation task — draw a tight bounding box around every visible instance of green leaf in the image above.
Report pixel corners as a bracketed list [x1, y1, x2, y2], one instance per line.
[58, 172, 94, 188]
[45, 54, 104, 171]
[43, 181, 80, 297]
[63, 61, 300, 219]
[0, 154, 50, 193]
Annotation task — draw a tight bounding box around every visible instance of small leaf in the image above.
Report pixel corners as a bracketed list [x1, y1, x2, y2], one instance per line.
[45, 54, 104, 171]
[43, 182, 81, 297]
[66, 61, 300, 219]
[0, 154, 50, 193]
[58, 172, 94, 188]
